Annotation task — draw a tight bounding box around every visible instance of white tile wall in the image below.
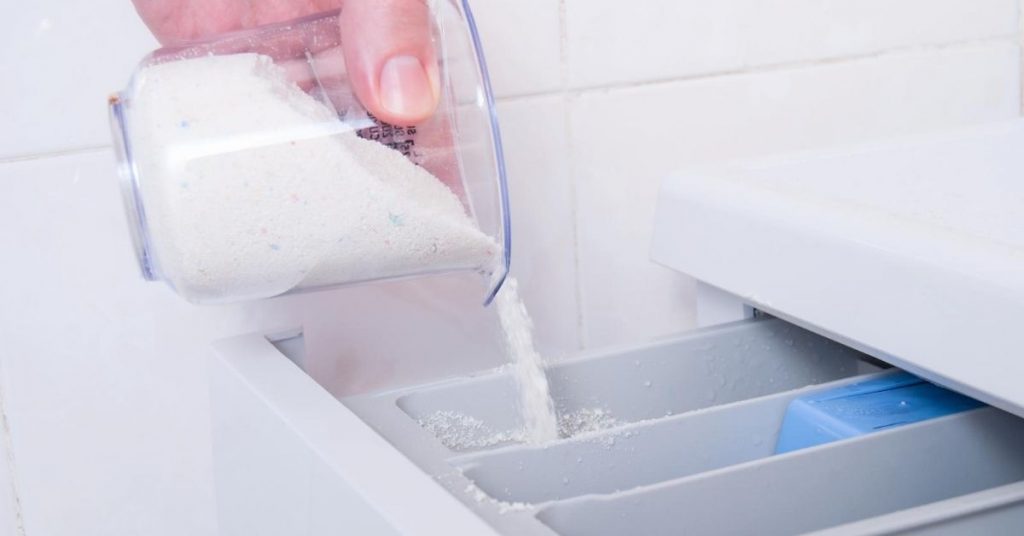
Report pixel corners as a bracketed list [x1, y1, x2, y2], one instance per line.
[497, 96, 581, 354]
[0, 152, 219, 535]
[566, 1, 745, 89]
[572, 42, 1021, 347]
[473, 0, 564, 97]
[0, 0, 157, 159]
[565, 0, 1018, 89]
[1, 0, 1022, 534]
[741, 0, 1018, 67]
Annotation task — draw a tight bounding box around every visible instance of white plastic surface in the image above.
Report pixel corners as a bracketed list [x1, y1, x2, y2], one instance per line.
[652, 120, 1024, 417]
[210, 332, 500, 536]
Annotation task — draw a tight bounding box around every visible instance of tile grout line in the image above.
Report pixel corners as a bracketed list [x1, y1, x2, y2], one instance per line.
[1019, 0, 1024, 114]
[2, 34, 1013, 165]
[0, 362, 26, 536]
[494, 33, 1018, 104]
[558, 0, 586, 352]
[563, 34, 1019, 98]
[0, 144, 111, 165]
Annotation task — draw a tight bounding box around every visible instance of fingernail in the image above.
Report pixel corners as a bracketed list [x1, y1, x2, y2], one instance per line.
[379, 55, 437, 120]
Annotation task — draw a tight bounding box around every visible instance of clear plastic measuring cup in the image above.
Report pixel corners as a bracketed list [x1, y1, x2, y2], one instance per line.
[109, 0, 510, 305]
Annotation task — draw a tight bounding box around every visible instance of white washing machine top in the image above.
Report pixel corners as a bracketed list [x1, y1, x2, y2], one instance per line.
[652, 120, 1024, 417]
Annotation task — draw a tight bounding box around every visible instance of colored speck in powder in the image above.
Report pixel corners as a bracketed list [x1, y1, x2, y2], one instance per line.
[179, 181, 189, 189]
[290, 193, 300, 203]
[269, 244, 281, 251]
[259, 227, 268, 236]
[388, 212, 404, 226]
[179, 120, 190, 128]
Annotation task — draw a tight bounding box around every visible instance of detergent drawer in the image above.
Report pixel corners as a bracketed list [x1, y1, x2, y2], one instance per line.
[211, 317, 1024, 535]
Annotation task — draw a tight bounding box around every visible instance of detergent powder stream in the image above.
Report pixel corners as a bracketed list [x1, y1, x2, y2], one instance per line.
[496, 278, 559, 443]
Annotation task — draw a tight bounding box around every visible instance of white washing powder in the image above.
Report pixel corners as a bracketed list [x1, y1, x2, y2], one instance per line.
[463, 483, 531, 514]
[128, 53, 497, 302]
[420, 407, 621, 451]
[558, 407, 620, 438]
[495, 278, 560, 443]
[419, 410, 526, 451]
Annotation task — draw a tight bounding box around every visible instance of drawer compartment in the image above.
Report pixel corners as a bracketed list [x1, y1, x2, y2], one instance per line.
[809, 481, 1024, 535]
[454, 372, 894, 504]
[537, 408, 1024, 536]
[392, 318, 875, 452]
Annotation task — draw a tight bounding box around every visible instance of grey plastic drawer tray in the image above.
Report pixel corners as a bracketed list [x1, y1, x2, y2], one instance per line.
[808, 481, 1024, 535]
[537, 407, 1024, 536]
[380, 319, 875, 453]
[454, 371, 895, 504]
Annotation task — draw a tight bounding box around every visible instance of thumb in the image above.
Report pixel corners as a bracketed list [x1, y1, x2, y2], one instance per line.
[339, 0, 440, 126]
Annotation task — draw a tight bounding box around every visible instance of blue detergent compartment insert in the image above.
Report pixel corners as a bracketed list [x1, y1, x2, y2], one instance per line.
[775, 370, 984, 454]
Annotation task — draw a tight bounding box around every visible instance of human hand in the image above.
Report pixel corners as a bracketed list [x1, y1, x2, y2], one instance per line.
[132, 0, 439, 125]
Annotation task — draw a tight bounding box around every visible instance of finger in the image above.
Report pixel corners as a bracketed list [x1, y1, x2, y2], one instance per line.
[339, 0, 439, 125]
